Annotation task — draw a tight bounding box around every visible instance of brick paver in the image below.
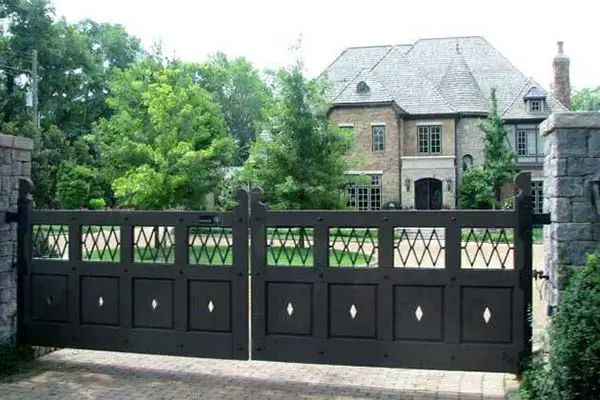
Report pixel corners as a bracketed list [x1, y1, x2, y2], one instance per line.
[0, 349, 517, 399]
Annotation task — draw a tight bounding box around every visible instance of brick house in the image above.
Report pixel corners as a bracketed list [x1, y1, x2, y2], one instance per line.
[323, 36, 570, 211]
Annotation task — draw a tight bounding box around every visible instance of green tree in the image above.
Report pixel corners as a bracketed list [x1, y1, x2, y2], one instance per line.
[189, 53, 272, 163]
[572, 86, 600, 111]
[459, 167, 494, 209]
[95, 60, 235, 209]
[55, 161, 104, 209]
[481, 88, 517, 203]
[242, 62, 352, 210]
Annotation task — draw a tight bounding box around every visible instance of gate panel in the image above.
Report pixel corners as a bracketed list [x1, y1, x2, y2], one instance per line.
[18, 188, 249, 360]
[251, 174, 532, 373]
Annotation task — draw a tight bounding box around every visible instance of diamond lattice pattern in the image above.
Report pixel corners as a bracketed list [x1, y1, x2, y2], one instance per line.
[461, 228, 514, 269]
[82, 225, 120, 262]
[394, 228, 445, 268]
[188, 227, 233, 265]
[134, 226, 175, 264]
[267, 227, 314, 267]
[32, 225, 69, 260]
[329, 228, 378, 268]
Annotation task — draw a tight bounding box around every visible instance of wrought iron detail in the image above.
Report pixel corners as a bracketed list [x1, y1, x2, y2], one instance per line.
[394, 228, 445, 268]
[188, 227, 233, 265]
[134, 226, 175, 264]
[82, 225, 120, 262]
[461, 228, 514, 269]
[267, 227, 314, 267]
[32, 224, 69, 260]
[329, 228, 378, 267]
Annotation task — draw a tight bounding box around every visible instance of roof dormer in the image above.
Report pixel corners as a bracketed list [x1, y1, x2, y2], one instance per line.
[356, 81, 370, 94]
[523, 86, 547, 113]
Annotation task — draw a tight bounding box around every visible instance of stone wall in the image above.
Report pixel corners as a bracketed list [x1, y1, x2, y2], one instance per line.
[0, 134, 33, 346]
[542, 112, 600, 306]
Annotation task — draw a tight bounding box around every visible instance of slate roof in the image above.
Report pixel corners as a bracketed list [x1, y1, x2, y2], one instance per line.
[324, 36, 568, 118]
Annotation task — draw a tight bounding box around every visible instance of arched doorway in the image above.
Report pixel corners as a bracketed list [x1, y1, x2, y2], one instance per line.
[414, 178, 443, 210]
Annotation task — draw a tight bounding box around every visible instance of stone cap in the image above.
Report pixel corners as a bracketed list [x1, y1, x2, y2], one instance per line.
[0, 133, 34, 151]
[541, 112, 600, 136]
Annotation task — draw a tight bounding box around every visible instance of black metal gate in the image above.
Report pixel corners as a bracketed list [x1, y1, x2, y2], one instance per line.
[250, 173, 533, 373]
[15, 173, 534, 373]
[17, 184, 249, 360]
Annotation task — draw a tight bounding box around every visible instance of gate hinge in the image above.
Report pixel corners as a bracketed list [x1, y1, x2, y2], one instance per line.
[532, 213, 551, 226]
[2, 211, 19, 224]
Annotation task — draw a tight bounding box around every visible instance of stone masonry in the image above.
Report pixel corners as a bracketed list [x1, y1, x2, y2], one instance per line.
[542, 112, 600, 305]
[0, 133, 33, 346]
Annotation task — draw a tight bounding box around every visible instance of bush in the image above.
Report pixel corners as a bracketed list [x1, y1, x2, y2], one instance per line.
[0, 345, 33, 377]
[88, 198, 107, 210]
[520, 252, 600, 399]
[459, 167, 494, 209]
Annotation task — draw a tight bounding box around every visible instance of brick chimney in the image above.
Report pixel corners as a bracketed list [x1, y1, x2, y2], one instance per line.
[552, 41, 571, 110]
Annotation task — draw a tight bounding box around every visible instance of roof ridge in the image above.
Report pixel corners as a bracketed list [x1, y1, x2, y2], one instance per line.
[369, 45, 396, 72]
[501, 77, 533, 116]
[478, 36, 528, 83]
[345, 44, 393, 50]
[398, 51, 456, 112]
[331, 67, 366, 103]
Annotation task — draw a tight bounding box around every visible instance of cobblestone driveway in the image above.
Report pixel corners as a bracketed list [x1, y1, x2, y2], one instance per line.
[1, 349, 516, 399]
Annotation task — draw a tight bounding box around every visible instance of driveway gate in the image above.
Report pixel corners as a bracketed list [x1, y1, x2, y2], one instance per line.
[16, 174, 535, 373]
[250, 173, 533, 373]
[17, 185, 249, 360]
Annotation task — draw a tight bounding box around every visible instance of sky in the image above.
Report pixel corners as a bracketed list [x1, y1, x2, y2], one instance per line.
[53, 0, 599, 90]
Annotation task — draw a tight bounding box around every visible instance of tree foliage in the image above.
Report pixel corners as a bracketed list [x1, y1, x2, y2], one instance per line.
[55, 161, 104, 209]
[242, 62, 352, 210]
[94, 60, 235, 209]
[189, 53, 272, 163]
[459, 167, 494, 209]
[571, 86, 600, 112]
[481, 88, 517, 202]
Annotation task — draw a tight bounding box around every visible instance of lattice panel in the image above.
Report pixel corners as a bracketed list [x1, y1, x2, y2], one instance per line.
[461, 228, 514, 269]
[394, 228, 445, 268]
[32, 225, 69, 260]
[329, 228, 378, 268]
[188, 227, 233, 265]
[133, 226, 175, 264]
[267, 227, 314, 267]
[82, 225, 120, 262]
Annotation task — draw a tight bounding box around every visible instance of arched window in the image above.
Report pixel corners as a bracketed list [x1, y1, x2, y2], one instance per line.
[356, 81, 370, 94]
[462, 154, 473, 172]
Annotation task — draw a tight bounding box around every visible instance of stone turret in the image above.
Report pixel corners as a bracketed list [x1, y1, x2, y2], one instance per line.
[552, 41, 571, 110]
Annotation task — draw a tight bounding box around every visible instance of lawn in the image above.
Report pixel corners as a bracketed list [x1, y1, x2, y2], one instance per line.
[86, 245, 370, 267]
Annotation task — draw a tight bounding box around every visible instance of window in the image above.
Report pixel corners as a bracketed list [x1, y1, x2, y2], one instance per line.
[532, 181, 543, 214]
[347, 174, 382, 210]
[529, 100, 542, 112]
[417, 125, 442, 154]
[516, 128, 543, 163]
[462, 154, 473, 172]
[372, 125, 385, 152]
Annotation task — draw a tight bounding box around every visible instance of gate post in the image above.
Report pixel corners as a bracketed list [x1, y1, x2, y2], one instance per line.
[514, 172, 533, 367]
[0, 134, 33, 347]
[16, 179, 34, 345]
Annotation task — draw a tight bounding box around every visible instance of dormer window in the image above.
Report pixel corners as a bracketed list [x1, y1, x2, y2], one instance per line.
[523, 86, 547, 113]
[356, 81, 370, 94]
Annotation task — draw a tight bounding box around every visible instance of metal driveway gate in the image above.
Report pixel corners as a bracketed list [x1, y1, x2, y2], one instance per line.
[250, 173, 533, 373]
[17, 185, 249, 360]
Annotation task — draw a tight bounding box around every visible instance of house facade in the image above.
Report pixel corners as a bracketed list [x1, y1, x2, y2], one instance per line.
[324, 37, 570, 211]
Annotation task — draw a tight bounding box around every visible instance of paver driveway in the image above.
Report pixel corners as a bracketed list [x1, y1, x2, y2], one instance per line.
[1, 349, 517, 399]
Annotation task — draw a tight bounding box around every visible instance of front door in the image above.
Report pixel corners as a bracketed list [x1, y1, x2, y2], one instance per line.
[415, 178, 443, 210]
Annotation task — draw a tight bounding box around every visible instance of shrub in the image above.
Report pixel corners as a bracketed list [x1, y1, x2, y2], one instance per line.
[88, 198, 107, 210]
[459, 167, 494, 209]
[520, 252, 600, 399]
[0, 345, 33, 377]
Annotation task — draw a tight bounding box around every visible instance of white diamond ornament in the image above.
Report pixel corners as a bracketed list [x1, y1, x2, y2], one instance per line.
[415, 306, 423, 321]
[208, 300, 215, 313]
[483, 307, 492, 323]
[151, 298, 159, 310]
[286, 302, 294, 316]
[98, 296, 104, 307]
[349, 304, 357, 319]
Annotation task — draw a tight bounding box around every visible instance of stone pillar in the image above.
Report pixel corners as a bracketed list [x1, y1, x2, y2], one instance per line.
[0, 134, 33, 346]
[542, 112, 600, 306]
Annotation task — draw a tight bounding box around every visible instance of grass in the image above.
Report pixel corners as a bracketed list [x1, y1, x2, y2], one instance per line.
[86, 245, 370, 267]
